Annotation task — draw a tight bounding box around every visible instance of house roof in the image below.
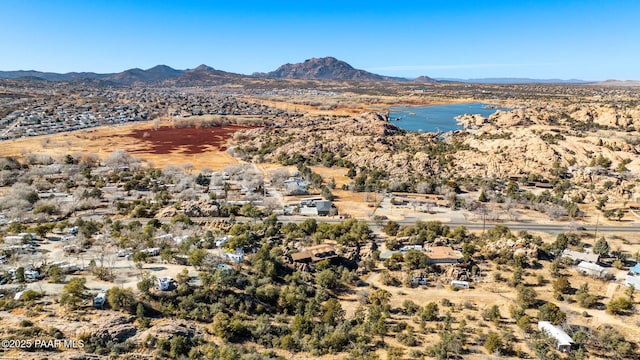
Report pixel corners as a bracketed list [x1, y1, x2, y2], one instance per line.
[315, 200, 332, 212]
[291, 244, 338, 263]
[625, 275, 640, 288]
[425, 246, 463, 261]
[538, 321, 574, 346]
[562, 249, 599, 263]
[630, 263, 640, 275]
[577, 261, 605, 272]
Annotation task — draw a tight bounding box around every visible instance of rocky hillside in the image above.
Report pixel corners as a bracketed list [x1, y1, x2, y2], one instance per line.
[257, 57, 407, 82]
[233, 100, 640, 211]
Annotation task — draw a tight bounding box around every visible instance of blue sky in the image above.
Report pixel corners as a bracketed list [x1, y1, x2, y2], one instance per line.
[1, 1, 639, 80]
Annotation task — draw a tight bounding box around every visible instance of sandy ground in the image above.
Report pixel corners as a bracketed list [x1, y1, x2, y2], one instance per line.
[0, 119, 246, 171]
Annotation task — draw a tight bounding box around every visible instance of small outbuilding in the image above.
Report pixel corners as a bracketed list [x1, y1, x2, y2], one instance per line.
[562, 249, 599, 265]
[450, 280, 470, 289]
[538, 321, 574, 352]
[576, 261, 607, 278]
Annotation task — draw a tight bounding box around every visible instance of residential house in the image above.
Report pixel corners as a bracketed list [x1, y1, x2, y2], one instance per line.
[299, 198, 334, 216]
[284, 177, 309, 195]
[399, 245, 424, 252]
[538, 321, 574, 352]
[625, 274, 640, 289]
[576, 261, 607, 278]
[225, 249, 244, 263]
[4, 233, 36, 245]
[291, 244, 338, 264]
[143, 248, 160, 256]
[625, 263, 640, 288]
[425, 246, 463, 265]
[215, 236, 231, 248]
[561, 249, 599, 265]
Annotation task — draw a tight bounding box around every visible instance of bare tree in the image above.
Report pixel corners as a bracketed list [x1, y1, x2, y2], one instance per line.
[270, 168, 290, 188]
[103, 150, 140, 171]
[182, 162, 194, 174]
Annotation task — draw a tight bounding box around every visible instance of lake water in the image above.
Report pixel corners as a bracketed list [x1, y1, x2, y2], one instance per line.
[389, 102, 506, 133]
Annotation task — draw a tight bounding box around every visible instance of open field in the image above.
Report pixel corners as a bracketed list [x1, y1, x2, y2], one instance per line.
[0, 119, 253, 170]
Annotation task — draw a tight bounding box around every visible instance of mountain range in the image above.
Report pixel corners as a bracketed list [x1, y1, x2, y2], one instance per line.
[0, 57, 592, 85]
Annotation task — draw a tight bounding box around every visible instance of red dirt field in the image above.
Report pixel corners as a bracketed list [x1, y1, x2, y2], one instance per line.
[128, 125, 253, 155]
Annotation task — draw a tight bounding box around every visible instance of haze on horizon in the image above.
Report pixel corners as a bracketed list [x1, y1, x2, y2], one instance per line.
[2, 0, 639, 81]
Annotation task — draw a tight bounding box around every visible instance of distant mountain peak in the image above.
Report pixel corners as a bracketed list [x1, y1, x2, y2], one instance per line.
[191, 64, 215, 72]
[146, 65, 180, 74]
[413, 75, 437, 83]
[262, 56, 407, 82]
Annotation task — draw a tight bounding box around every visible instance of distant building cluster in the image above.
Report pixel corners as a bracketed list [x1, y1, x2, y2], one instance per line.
[0, 83, 287, 140]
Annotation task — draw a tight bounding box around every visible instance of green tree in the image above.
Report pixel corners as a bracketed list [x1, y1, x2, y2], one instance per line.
[368, 288, 392, 308]
[404, 249, 429, 270]
[137, 273, 156, 295]
[321, 298, 345, 326]
[606, 297, 632, 315]
[516, 284, 538, 308]
[552, 276, 572, 294]
[316, 269, 339, 289]
[478, 190, 488, 202]
[240, 203, 261, 221]
[421, 302, 439, 321]
[384, 220, 400, 236]
[169, 336, 190, 359]
[47, 265, 64, 283]
[60, 277, 89, 310]
[299, 218, 317, 235]
[210, 313, 233, 341]
[593, 236, 610, 257]
[14, 266, 25, 283]
[538, 302, 566, 325]
[188, 248, 208, 269]
[137, 302, 150, 328]
[552, 233, 569, 252]
[575, 283, 596, 308]
[132, 251, 148, 269]
[517, 315, 532, 333]
[484, 332, 502, 354]
[483, 305, 501, 323]
[107, 287, 136, 312]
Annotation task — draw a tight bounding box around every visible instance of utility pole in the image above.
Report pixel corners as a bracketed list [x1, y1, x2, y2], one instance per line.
[593, 214, 599, 241]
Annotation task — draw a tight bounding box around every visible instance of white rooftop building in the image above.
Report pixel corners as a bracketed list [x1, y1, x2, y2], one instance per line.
[576, 261, 607, 278]
[538, 321, 574, 352]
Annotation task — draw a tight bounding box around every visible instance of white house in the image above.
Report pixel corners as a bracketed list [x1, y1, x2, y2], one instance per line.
[4, 233, 36, 245]
[284, 177, 309, 195]
[216, 236, 231, 248]
[625, 275, 640, 289]
[538, 321, 574, 352]
[562, 249, 599, 264]
[143, 247, 161, 256]
[225, 249, 244, 263]
[576, 261, 607, 278]
[626, 263, 640, 288]
[399, 245, 424, 252]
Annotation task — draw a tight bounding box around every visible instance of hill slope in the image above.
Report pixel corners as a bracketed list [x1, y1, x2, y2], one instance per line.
[259, 57, 408, 82]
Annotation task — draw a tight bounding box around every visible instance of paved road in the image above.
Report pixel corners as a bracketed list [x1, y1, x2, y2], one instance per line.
[107, 214, 639, 237]
[276, 215, 640, 235]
